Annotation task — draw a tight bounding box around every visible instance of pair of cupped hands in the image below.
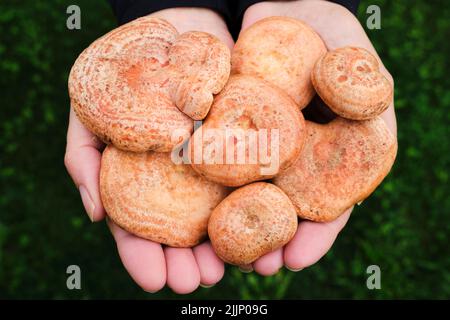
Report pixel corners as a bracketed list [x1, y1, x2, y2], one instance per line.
[64, 0, 397, 294]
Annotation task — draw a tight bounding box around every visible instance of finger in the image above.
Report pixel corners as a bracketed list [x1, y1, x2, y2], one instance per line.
[253, 248, 284, 276]
[165, 247, 201, 294]
[379, 104, 397, 137]
[284, 209, 352, 271]
[193, 241, 225, 287]
[241, 2, 275, 31]
[107, 219, 167, 293]
[64, 108, 105, 221]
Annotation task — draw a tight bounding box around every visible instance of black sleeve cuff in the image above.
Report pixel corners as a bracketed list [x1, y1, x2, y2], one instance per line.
[233, 0, 361, 20]
[108, 0, 231, 25]
[107, 0, 361, 41]
[328, 0, 361, 15]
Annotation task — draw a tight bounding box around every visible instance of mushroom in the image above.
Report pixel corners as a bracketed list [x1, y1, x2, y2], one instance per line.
[311, 46, 393, 120]
[273, 117, 397, 222]
[189, 75, 306, 187]
[208, 182, 298, 265]
[69, 17, 230, 152]
[100, 145, 230, 247]
[232, 16, 327, 109]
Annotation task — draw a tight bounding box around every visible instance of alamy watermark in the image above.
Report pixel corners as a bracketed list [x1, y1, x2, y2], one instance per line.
[366, 5, 381, 30]
[66, 265, 81, 290]
[170, 121, 281, 176]
[66, 5, 81, 30]
[366, 265, 381, 290]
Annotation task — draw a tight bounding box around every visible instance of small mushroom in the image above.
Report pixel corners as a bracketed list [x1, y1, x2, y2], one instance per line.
[311, 46, 393, 120]
[208, 182, 298, 265]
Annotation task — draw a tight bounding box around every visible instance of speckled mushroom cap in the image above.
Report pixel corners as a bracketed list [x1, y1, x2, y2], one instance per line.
[231, 16, 327, 109]
[170, 31, 231, 120]
[100, 145, 230, 247]
[208, 182, 298, 265]
[311, 47, 393, 120]
[69, 17, 230, 152]
[189, 75, 306, 187]
[273, 117, 397, 222]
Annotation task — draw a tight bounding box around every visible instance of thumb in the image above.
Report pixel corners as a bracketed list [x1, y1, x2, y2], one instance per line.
[64, 108, 106, 222]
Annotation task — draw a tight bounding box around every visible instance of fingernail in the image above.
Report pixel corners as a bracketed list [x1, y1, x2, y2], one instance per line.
[285, 266, 303, 272]
[238, 266, 253, 273]
[200, 283, 215, 289]
[79, 185, 95, 222]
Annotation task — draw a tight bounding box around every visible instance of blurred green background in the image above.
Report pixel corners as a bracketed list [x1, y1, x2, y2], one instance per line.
[0, 0, 449, 299]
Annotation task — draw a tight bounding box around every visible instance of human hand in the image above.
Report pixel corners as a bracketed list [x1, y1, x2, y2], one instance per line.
[239, 0, 397, 275]
[64, 7, 234, 294]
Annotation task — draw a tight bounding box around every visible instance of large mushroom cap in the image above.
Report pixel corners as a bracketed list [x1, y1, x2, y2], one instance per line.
[189, 74, 306, 187]
[69, 17, 230, 152]
[273, 117, 397, 222]
[232, 16, 327, 109]
[100, 145, 230, 247]
[208, 182, 298, 265]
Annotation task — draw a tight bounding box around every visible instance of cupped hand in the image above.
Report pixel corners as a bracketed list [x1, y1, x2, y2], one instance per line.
[64, 7, 234, 294]
[241, 0, 397, 275]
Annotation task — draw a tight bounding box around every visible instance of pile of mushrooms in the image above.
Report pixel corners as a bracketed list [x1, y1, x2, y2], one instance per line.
[69, 16, 397, 266]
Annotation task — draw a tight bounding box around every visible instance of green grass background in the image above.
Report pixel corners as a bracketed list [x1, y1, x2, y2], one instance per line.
[0, 0, 449, 299]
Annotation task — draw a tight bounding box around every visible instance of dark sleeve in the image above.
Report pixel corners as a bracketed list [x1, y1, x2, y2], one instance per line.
[233, 0, 360, 19]
[108, 0, 231, 25]
[107, 0, 360, 39]
[327, 0, 360, 15]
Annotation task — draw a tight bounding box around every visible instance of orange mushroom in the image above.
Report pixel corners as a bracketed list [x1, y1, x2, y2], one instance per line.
[273, 117, 397, 222]
[100, 145, 230, 247]
[208, 182, 298, 265]
[69, 17, 230, 152]
[311, 47, 393, 120]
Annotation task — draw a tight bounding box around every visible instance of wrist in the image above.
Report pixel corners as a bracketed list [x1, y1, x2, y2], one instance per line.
[149, 7, 225, 32]
[149, 8, 233, 49]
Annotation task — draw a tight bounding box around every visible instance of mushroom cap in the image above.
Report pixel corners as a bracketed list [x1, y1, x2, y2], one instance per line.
[100, 145, 230, 247]
[232, 16, 327, 109]
[311, 47, 393, 120]
[69, 17, 230, 152]
[170, 31, 231, 120]
[189, 74, 306, 187]
[208, 182, 298, 265]
[273, 117, 397, 222]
